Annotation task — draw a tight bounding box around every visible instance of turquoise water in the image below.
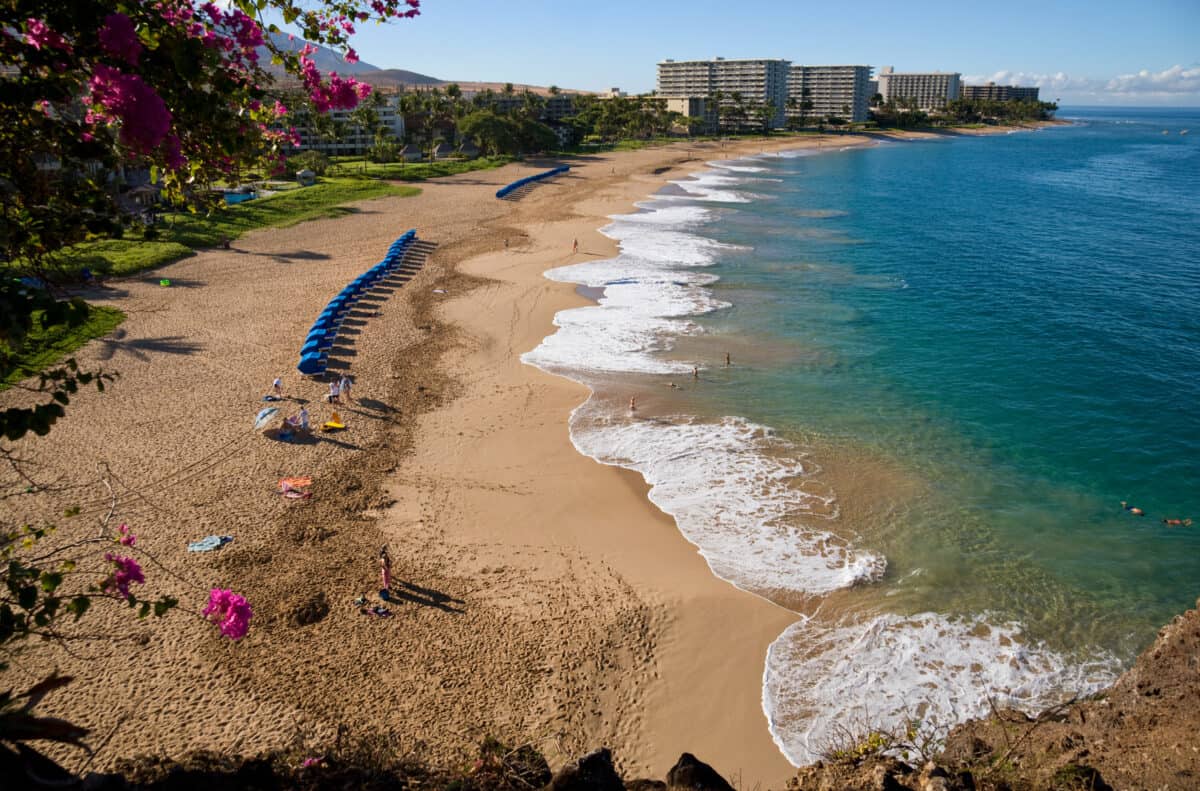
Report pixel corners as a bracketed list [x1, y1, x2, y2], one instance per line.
[700, 108, 1200, 653]
[525, 108, 1199, 762]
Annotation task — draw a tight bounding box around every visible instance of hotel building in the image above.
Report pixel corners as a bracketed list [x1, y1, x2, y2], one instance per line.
[665, 96, 719, 134]
[960, 83, 1040, 102]
[876, 66, 962, 110]
[786, 65, 873, 123]
[657, 58, 791, 129]
[290, 96, 406, 155]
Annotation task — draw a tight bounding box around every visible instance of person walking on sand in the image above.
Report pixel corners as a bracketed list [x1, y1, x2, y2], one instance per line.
[724, 352, 731, 367]
[328, 379, 340, 405]
[272, 377, 283, 399]
[572, 238, 579, 253]
[298, 406, 309, 432]
[338, 374, 352, 404]
[379, 545, 392, 592]
[629, 396, 637, 412]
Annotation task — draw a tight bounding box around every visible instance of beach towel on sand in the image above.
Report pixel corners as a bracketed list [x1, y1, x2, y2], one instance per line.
[188, 535, 234, 553]
[279, 477, 313, 489]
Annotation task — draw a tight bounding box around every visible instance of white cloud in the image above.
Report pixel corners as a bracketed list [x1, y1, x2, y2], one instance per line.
[962, 70, 1100, 94]
[1105, 65, 1200, 95]
[962, 65, 1200, 102]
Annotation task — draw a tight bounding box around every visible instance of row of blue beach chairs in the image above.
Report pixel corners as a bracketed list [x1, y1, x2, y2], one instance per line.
[297, 230, 417, 375]
[495, 166, 570, 199]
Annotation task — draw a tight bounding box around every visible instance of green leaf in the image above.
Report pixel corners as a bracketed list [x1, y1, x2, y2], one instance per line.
[138, 601, 151, 619]
[39, 572, 63, 593]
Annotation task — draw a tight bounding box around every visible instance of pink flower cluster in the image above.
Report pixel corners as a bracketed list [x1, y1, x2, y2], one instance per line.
[203, 588, 253, 640]
[99, 13, 142, 66]
[24, 18, 71, 52]
[116, 523, 137, 546]
[103, 553, 145, 600]
[299, 56, 371, 112]
[371, 0, 421, 18]
[89, 64, 172, 153]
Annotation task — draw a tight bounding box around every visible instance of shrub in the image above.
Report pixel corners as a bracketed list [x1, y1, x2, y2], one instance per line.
[289, 150, 331, 176]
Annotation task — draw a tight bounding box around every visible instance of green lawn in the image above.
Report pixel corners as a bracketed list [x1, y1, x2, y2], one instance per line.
[57, 178, 420, 278]
[1, 306, 126, 390]
[326, 155, 513, 181]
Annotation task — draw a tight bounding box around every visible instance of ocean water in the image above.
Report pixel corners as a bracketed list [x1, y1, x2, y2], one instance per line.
[523, 107, 1200, 764]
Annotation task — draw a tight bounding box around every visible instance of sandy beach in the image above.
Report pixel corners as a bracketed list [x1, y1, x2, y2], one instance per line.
[0, 128, 1027, 785]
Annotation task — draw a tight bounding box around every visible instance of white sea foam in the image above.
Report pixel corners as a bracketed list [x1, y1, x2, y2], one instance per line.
[709, 161, 770, 173]
[763, 613, 1118, 766]
[570, 411, 886, 596]
[666, 170, 764, 203]
[522, 202, 738, 375]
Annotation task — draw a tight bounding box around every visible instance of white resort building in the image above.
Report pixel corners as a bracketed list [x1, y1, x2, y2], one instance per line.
[876, 66, 962, 110]
[786, 65, 873, 123]
[657, 57, 791, 129]
[290, 95, 407, 155]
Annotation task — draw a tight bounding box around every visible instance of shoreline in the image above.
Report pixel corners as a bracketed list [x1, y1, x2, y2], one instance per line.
[0, 126, 1056, 784]
[383, 135, 841, 782]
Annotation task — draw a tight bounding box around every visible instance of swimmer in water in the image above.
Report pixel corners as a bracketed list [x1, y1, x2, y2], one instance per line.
[1162, 518, 1193, 527]
[1121, 501, 1146, 516]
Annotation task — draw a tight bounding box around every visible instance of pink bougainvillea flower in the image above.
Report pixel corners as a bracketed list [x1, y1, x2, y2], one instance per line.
[99, 13, 142, 65]
[203, 588, 253, 640]
[344, 48, 359, 64]
[116, 522, 137, 546]
[89, 64, 172, 152]
[301, 757, 323, 768]
[103, 553, 145, 600]
[24, 18, 71, 52]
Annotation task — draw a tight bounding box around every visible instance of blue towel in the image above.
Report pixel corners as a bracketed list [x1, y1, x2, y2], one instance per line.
[187, 535, 234, 553]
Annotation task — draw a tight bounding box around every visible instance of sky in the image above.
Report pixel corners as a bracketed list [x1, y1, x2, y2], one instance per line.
[301, 0, 1200, 106]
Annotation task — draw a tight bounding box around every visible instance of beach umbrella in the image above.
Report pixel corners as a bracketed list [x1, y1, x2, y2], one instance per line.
[254, 406, 280, 430]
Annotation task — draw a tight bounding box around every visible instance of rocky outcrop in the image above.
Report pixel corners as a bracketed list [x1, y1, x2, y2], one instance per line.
[547, 748, 625, 791]
[665, 753, 736, 791]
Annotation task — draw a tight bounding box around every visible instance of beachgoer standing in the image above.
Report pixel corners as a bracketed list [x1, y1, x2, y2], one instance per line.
[693, 366, 699, 380]
[724, 352, 731, 367]
[273, 377, 283, 398]
[328, 380, 340, 404]
[298, 407, 309, 431]
[379, 545, 392, 591]
[339, 375, 352, 403]
[572, 239, 579, 253]
[629, 396, 637, 412]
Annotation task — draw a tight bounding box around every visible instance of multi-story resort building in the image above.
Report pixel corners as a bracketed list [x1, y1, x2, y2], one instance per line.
[657, 58, 790, 129]
[960, 83, 1040, 102]
[665, 96, 719, 134]
[485, 93, 577, 120]
[290, 95, 406, 155]
[786, 65, 873, 123]
[876, 66, 962, 110]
